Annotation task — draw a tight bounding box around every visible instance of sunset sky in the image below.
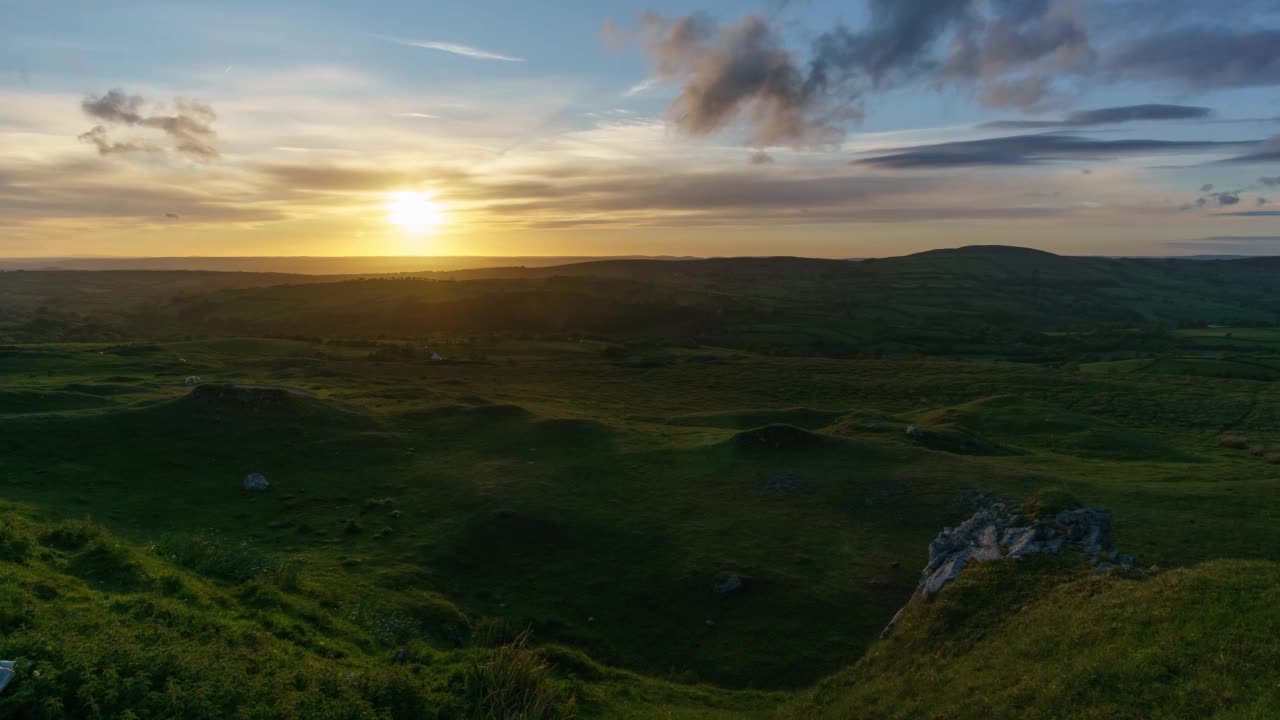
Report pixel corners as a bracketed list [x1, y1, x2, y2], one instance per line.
[3, 0, 1280, 258]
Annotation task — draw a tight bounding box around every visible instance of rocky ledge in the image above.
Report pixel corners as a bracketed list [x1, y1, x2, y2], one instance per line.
[882, 499, 1136, 638]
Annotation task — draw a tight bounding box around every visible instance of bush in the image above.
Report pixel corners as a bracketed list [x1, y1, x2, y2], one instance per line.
[466, 630, 577, 720]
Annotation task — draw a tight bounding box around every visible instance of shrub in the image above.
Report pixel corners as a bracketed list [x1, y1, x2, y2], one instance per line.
[466, 630, 577, 720]
[1218, 435, 1249, 450]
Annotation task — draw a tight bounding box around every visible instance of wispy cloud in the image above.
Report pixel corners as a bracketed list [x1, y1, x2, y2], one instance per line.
[391, 112, 440, 119]
[388, 37, 525, 62]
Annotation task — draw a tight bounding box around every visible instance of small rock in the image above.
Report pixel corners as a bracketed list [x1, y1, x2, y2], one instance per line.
[890, 560, 901, 569]
[906, 425, 926, 439]
[712, 574, 743, 594]
[587, 616, 595, 623]
[0, 661, 14, 695]
[394, 649, 407, 664]
[704, 619, 715, 627]
[243, 473, 269, 492]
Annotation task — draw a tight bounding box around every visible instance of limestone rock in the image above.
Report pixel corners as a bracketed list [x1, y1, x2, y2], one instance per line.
[243, 473, 270, 492]
[712, 574, 743, 594]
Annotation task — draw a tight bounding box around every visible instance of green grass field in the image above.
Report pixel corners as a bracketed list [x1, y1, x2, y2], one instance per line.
[3, 249, 1280, 717]
[2, 332, 1280, 717]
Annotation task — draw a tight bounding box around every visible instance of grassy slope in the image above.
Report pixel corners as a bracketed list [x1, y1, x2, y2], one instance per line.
[2, 336, 1280, 715]
[790, 558, 1280, 720]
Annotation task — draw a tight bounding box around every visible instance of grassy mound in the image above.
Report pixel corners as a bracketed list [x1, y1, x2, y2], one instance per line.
[658, 408, 847, 431]
[728, 425, 830, 452]
[788, 558, 1280, 720]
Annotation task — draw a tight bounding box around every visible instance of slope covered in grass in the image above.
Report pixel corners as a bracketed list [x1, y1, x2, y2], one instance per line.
[789, 558, 1280, 720]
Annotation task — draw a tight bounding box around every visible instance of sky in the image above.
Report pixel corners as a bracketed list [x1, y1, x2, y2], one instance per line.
[2, 0, 1280, 258]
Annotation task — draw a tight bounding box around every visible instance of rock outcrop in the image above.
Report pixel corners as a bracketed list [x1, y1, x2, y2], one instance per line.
[882, 499, 1135, 638]
[243, 473, 270, 492]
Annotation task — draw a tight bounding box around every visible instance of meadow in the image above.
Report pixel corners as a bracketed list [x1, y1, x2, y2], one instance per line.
[2, 248, 1279, 717]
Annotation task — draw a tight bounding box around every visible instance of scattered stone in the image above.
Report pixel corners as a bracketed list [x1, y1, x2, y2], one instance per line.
[243, 473, 269, 492]
[712, 574, 743, 594]
[394, 649, 407, 664]
[704, 619, 715, 627]
[890, 560, 901, 569]
[906, 425, 926, 439]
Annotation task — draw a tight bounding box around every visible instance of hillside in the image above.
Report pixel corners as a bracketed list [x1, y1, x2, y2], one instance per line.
[6, 246, 1276, 360]
[2, 334, 1280, 716]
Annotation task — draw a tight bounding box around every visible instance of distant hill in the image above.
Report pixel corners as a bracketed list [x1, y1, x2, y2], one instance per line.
[3, 246, 1278, 356]
[0, 255, 698, 274]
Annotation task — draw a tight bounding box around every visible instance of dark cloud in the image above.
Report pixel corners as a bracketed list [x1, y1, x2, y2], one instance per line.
[619, 1, 1098, 146]
[80, 89, 220, 160]
[1260, 176, 1280, 187]
[1200, 183, 1215, 192]
[982, 104, 1212, 129]
[1213, 211, 1280, 217]
[748, 150, 775, 165]
[1216, 135, 1280, 165]
[858, 133, 1257, 169]
[1164, 236, 1280, 253]
[1211, 191, 1241, 206]
[1259, 197, 1271, 206]
[164, 212, 181, 219]
[1106, 28, 1280, 89]
[634, 12, 844, 147]
[77, 125, 163, 156]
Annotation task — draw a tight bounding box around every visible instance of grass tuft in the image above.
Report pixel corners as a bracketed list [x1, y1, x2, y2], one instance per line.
[466, 629, 578, 720]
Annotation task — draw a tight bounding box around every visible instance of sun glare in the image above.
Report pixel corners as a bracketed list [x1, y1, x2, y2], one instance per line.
[386, 191, 446, 234]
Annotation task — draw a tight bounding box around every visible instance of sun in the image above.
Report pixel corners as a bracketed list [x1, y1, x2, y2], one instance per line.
[385, 191, 446, 234]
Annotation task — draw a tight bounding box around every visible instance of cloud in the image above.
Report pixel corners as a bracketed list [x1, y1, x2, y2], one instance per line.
[1211, 191, 1241, 206]
[630, 12, 845, 148]
[982, 104, 1212, 129]
[391, 112, 439, 119]
[256, 164, 468, 192]
[77, 125, 163, 156]
[1215, 210, 1280, 217]
[1260, 176, 1280, 187]
[1200, 183, 1215, 192]
[1164, 236, 1280, 253]
[858, 133, 1257, 169]
[164, 212, 181, 219]
[1216, 134, 1280, 164]
[618, 1, 1093, 147]
[80, 89, 220, 160]
[748, 150, 775, 165]
[1106, 28, 1280, 89]
[390, 38, 525, 62]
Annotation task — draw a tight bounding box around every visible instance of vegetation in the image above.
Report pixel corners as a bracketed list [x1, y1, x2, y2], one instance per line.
[2, 247, 1279, 717]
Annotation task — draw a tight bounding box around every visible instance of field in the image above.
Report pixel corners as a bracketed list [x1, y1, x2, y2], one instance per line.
[2, 248, 1280, 718]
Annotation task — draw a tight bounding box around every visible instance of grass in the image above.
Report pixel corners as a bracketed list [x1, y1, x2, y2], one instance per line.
[3, 320, 1280, 715]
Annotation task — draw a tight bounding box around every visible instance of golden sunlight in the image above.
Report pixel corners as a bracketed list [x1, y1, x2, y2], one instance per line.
[385, 191, 446, 234]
